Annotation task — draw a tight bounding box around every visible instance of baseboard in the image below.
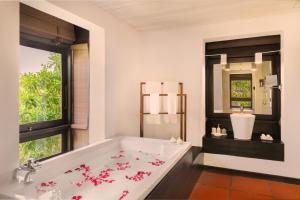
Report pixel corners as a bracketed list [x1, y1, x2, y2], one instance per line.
[199, 164, 300, 185]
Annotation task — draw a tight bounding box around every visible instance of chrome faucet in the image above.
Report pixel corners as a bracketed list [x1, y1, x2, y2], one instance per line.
[15, 158, 41, 184]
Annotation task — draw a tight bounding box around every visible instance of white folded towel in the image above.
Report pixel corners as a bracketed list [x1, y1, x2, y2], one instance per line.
[163, 82, 179, 124]
[167, 93, 177, 114]
[149, 93, 160, 114]
[144, 82, 162, 124]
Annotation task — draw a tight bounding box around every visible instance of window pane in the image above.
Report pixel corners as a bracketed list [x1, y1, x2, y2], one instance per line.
[231, 101, 252, 108]
[19, 46, 62, 125]
[231, 80, 251, 98]
[19, 134, 62, 164]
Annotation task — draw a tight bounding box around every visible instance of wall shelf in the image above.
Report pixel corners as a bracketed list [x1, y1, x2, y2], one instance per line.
[202, 135, 284, 161]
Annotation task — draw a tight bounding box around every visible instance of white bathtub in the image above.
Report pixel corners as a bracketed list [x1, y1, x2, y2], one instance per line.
[0, 136, 191, 200]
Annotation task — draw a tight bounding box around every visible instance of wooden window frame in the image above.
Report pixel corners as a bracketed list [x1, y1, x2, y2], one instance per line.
[19, 33, 72, 161]
[229, 73, 253, 109]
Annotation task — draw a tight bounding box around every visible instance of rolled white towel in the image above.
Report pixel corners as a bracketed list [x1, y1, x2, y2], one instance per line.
[176, 137, 183, 145]
[170, 137, 176, 143]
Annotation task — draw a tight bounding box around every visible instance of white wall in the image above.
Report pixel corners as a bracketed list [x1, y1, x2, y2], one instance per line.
[50, 1, 142, 139]
[138, 13, 300, 179]
[0, 1, 19, 179]
[1, 0, 300, 180]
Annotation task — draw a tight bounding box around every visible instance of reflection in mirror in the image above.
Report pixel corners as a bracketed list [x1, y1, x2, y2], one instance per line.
[213, 61, 273, 115]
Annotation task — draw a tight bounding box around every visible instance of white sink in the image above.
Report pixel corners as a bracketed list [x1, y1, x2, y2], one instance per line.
[230, 113, 255, 140]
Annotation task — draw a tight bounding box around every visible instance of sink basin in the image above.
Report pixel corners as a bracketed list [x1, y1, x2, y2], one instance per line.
[230, 113, 255, 140]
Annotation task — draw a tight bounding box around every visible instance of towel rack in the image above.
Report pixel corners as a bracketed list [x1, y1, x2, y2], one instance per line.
[140, 82, 187, 141]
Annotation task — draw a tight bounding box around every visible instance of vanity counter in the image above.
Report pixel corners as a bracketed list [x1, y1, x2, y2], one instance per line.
[202, 135, 284, 161]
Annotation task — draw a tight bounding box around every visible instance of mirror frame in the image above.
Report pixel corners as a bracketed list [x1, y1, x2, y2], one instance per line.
[205, 35, 281, 142]
[206, 54, 281, 121]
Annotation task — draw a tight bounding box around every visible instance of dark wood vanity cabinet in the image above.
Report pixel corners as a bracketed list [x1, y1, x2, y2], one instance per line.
[203, 35, 284, 161]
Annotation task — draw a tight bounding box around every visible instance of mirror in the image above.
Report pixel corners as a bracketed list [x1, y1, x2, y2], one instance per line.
[213, 61, 275, 115]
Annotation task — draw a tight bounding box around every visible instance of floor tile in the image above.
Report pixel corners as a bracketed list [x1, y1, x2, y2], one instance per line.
[189, 184, 229, 200]
[252, 195, 274, 200]
[231, 190, 273, 200]
[270, 181, 300, 200]
[197, 171, 231, 188]
[231, 190, 253, 200]
[231, 176, 272, 196]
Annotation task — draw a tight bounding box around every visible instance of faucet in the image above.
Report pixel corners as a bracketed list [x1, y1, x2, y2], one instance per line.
[240, 105, 244, 113]
[15, 158, 41, 184]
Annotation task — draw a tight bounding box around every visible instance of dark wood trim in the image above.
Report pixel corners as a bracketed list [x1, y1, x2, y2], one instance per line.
[20, 32, 71, 49]
[20, 35, 70, 133]
[199, 165, 300, 185]
[19, 33, 72, 160]
[206, 35, 280, 50]
[203, 135, 284, 161]
[19, 125, 70, 143]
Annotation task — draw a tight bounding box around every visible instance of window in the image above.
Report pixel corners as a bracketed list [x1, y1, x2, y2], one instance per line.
[19, 37, 70, 164]
[19, 134, 62, 164]
[230, 74, 253, 108]
[20, 46, 63, 125]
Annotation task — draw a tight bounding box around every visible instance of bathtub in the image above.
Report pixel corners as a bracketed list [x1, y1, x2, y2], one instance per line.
[0, 136, 191, 200]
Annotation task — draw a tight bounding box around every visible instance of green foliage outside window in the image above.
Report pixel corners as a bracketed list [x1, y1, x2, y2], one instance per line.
[231, 80, 252, 98]
[19, 135, 62, 164]
[231, 100, 252, 108]
[230, 77, 252, 108]
[19, 52, 63, 164]
[19, 53, 62, 124]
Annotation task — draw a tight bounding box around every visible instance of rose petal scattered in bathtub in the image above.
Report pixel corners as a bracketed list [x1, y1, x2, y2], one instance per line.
[71, 195, 82, 200]
[118, 190, 129, 200]
[64, 169, 73, 174]
[111, 154, 125, 159]
[40, 181, 57, 187]
[72, 180, 84, 187]
[36, 181, 57, 193]
[125, 171, 151, 182]
[148, 159, 165, 166]
[48, 181, 56, 186]
[36, 188, 47, 193]
[88, 168, 114, 186]
[119, 150, 124, 153]
[116, 162, 131, 170]
[40, 182, 48, 187]
[135, 157, 140, 160]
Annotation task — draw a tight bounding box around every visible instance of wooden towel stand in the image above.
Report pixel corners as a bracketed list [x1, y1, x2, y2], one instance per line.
[140, 82, 187, 141]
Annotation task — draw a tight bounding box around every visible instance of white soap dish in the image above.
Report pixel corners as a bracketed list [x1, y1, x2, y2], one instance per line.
[260, 134, 273, 141]
[211, 132, 227, 137]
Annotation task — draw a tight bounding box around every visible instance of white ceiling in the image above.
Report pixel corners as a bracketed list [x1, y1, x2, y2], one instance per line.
[94, 0, 300, 31]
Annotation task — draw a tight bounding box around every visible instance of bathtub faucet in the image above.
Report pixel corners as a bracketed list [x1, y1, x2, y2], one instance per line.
[15, 158, 42, 184]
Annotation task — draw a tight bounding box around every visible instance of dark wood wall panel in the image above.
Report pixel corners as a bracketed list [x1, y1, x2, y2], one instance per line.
[204, 35, 283, 161]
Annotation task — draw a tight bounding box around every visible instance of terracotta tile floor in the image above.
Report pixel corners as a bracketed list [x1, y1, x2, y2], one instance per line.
[189, 171, 300, 200]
